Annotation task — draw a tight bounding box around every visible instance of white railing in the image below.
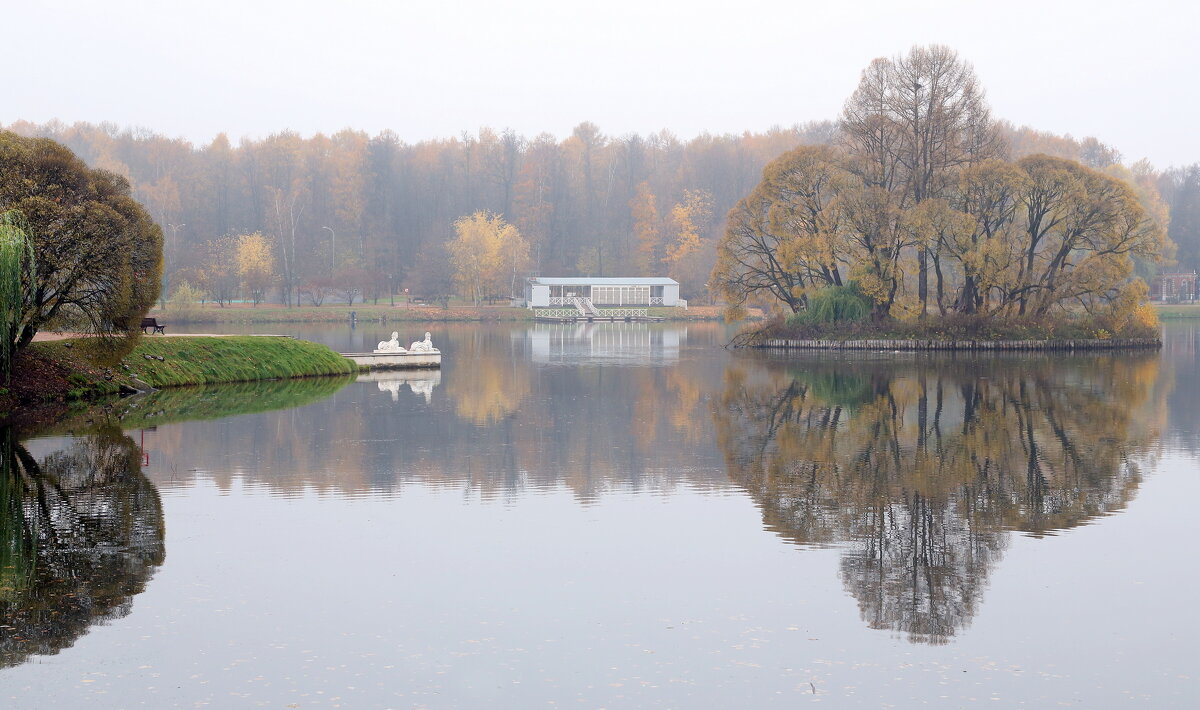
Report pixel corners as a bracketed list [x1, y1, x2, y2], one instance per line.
[537, 308, 583, 318]
[548, 296, 570, 306]
[649, 296, 664, 306]
[599, 308, 649, 318]
[534, 308, 649, 319]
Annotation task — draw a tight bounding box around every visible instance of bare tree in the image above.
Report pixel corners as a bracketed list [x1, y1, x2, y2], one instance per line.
[840, 45, 1005, 315]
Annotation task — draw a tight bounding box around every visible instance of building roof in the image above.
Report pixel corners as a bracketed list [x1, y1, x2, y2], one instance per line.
[529, 277, 678, 286]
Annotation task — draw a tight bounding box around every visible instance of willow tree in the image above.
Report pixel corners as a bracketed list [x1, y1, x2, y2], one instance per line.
[0, 212, 35, 384]
[0, 132, 162, 357]
[712, 146, 854, 315]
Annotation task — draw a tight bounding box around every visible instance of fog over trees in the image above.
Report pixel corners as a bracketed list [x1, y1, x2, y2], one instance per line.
[3, 64, 1195, 306]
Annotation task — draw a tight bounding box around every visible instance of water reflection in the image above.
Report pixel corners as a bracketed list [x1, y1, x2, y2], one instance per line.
[0, 425, 164, 667]
[715, 353, 1164, 644]
[527, 322, 684, 365]
[445, 329, 532, 425]
[115, 375, 355, 428]
[1163, 320, 1200, 452]
[358, 370, 442, 403]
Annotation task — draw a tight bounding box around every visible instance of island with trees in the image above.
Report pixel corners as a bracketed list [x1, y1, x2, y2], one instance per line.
[711, 46, 1169, 348]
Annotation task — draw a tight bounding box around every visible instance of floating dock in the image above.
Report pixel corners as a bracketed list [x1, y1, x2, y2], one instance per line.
[341, 351, 441, 370]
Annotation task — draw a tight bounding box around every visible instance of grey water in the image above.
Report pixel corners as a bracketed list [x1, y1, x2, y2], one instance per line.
[2, 321, 1198, 708]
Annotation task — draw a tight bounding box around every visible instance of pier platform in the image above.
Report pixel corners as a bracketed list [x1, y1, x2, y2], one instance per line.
[341, 351, 441, 370]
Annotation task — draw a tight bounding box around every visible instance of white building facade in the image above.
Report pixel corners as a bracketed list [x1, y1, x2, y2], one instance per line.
[523, 277, 681, 308]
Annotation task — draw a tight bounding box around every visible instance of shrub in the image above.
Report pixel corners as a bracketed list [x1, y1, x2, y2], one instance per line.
[167, 281, 207, 322]
[786, 283, 872, 327]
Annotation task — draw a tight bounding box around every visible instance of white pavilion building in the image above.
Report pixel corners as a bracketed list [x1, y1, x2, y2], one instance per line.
[522, 277, 681, 308]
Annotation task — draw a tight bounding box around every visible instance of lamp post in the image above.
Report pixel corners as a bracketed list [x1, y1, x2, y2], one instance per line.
[323, 226, 336, 275]
[165, 223, 185, 307]
[167, 223, 185, 262]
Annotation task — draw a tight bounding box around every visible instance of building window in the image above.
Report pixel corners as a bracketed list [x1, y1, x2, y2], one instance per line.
[591, 285, 650, 305]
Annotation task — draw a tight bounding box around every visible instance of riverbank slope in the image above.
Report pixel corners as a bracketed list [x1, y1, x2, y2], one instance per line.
[1, 335, 357, 423]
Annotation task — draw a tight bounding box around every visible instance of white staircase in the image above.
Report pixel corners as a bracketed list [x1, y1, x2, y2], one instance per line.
[571, 296, 601, 317]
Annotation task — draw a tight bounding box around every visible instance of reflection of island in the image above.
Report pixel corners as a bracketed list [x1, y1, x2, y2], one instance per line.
[115, 376, 355, 428]
[0, 425, 164, 667]
[715, 354, 1164, 644]
[357, 370, 442, 404]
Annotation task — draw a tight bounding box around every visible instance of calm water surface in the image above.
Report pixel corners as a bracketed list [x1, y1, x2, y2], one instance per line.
[2, 321, 1198, 708]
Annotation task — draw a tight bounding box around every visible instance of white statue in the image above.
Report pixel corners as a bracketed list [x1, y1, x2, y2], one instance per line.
[409, 331, 439, 353]
[375, 331, 406, 353]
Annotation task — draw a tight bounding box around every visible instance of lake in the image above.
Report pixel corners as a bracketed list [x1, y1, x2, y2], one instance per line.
[3, 320, 1198, 708]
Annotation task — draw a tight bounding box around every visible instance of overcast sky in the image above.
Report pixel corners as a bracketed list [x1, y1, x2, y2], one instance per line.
[5, 0, 1197, 167]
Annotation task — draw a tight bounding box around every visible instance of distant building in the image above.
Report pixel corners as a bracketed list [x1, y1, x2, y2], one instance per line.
[522, 277, 681, 308]
[1151, 270, 1198, 302]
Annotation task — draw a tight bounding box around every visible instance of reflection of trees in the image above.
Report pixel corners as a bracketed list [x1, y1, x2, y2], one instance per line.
[715, 354, 1163, 644]
[445, 331, 531, 425]
[0, 425, 164, 667]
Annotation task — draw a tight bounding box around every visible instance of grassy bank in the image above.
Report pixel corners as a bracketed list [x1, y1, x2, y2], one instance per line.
[1, 335, 356, 423]
[1155, 304, 1200, 319]
[125, 336, 356, 387]
[149, 303, 730, 324]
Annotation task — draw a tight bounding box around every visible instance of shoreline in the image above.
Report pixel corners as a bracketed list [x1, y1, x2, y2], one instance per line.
[147, 304, 730, 324]
[753, 337, 1162, 352]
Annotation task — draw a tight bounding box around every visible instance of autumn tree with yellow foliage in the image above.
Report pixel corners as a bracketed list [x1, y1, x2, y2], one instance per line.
[448, 211, 531, 305]
[630, 181, 663, 275]
[663, 189, 714, 300]
[236, 232, 276, 306]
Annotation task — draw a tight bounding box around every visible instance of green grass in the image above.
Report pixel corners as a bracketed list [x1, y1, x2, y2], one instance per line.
[126, 336, 356, 388]
[1155, 304, 1200, 318]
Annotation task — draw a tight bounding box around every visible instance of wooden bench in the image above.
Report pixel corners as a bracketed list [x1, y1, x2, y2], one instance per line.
[141, 317, 165, 335]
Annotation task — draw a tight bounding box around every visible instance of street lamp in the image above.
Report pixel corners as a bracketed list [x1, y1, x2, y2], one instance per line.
[167, 223, 185, 259]
[164, 223, 185, 306]
[323, 226, 336, 274]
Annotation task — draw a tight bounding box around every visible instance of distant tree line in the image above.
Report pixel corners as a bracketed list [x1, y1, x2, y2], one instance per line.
[7, 87, 1189, 308]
